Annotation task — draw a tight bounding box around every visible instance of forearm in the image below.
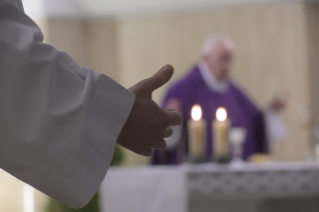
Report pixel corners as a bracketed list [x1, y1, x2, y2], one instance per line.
[0, 0, 135, 208]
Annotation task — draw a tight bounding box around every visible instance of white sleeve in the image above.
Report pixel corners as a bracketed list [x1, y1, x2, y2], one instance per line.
[264, 109, 287, 142]
[0, 0, 135, 208]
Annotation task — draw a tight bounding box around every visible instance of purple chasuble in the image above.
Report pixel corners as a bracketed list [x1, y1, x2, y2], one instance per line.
[151, 65, 268, 165]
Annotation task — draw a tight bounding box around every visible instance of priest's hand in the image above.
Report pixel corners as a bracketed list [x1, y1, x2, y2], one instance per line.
[269, 93, 289, 113]
[117, 65, 183, 156]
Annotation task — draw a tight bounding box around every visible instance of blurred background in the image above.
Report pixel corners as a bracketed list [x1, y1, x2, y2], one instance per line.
[2, 0, 319, 211]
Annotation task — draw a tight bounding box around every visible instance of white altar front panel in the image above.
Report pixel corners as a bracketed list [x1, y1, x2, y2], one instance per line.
[99, 166, 187, 212]
[99, 162, 319, 212]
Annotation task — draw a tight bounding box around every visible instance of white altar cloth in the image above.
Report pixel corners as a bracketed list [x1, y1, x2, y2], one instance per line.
[99, 162, 319, 212]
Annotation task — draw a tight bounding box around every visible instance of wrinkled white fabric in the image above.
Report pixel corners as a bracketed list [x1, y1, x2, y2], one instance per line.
[0, 0, 135, 208]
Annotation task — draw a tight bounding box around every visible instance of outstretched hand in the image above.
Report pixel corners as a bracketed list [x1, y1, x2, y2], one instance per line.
[269, 93, 289, 113]
[117, 65, 183, 156]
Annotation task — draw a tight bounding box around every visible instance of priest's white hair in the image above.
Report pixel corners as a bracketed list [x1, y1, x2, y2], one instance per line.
[201, 35, 235, 56]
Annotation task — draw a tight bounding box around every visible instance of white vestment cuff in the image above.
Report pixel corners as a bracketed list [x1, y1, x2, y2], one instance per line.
[264, 109, 287, 142]
[41, 69, 135, 208]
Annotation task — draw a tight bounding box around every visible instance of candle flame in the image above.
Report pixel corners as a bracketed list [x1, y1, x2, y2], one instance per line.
[191, 105, 202, 121]
[216, 107, 227, 121]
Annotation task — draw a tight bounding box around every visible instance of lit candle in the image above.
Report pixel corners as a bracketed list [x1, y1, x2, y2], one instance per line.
[188, 105, 206, 159]
[213, 107, 231, 163]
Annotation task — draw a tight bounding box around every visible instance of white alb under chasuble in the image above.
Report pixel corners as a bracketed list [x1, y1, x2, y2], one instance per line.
[0, 0, 135, 208]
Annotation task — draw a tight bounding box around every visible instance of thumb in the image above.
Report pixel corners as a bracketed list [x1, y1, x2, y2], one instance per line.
[143, 64, 174, 94]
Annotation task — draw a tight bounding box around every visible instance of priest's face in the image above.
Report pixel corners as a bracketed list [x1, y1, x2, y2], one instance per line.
[204, 41, 233, 82]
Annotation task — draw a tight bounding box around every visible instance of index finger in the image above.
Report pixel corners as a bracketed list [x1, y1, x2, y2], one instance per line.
[166, 110, 183, 126]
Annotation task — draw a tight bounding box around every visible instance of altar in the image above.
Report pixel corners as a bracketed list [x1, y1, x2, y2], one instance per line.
[99, 162, 319, 212]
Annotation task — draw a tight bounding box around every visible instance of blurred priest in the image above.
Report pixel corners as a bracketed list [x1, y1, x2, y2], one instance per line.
[152, 36, 287, 165]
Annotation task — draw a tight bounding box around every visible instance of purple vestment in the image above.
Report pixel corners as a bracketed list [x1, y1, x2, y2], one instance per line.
[152, 65, 268, 165]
